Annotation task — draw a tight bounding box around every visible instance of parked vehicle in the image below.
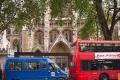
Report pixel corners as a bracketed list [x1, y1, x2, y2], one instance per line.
[3, 57, 68, 80]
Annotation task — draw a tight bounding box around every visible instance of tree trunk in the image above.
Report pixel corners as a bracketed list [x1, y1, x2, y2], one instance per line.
[94, 0, 112, 40]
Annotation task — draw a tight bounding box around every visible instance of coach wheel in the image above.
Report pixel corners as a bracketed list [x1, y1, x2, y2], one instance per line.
[58, 77, 65, 80]
[99, 74, 109, 80]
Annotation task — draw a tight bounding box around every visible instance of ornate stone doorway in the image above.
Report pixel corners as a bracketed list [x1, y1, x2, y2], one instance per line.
[50, 41, 70, 53]
[50, 41, 70, 71]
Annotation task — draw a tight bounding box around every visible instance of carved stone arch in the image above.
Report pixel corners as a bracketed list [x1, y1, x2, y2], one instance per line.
[50, 41, 70, 53]
[32, 45, 43, 52]
[35, 49, 41, 53]
[49, 29, 59, 43]
[63, 29, 73, 42]
[12, 39, 20, 51]
[34, 30, 44, 45]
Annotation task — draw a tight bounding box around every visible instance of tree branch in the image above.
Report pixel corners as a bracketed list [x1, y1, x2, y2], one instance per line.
[115, 17, 120, 24]
[106, 8, 112, 22]
[94, 0, 110, 39]
[110, 0, 117, 33]
[107, 11, 110, 22]
[116, 8, 120, 13]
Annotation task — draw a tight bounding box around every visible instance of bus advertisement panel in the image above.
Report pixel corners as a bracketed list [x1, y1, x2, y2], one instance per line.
[69, 40, 120, 80]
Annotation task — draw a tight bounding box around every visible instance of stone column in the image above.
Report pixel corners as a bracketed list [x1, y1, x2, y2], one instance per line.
[72, 11, 79, 42]
[21, 26, 29, 52]
[9, 27, 15, 57]
[73, 28, 77, 42]
[44, 1, 50, 52]
[28, 30, 34, 51]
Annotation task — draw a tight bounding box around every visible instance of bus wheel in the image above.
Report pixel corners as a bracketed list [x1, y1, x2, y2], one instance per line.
[58, 77, 65, 80]
[99, 74, 109, 80]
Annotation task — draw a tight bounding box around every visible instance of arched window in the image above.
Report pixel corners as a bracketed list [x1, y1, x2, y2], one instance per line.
[49, 30, 59, 43]
[65, 32, 69, 41]
[13, 39, 20, 51]
[34, 30, 44, 45]
[63, 29, 73, 42]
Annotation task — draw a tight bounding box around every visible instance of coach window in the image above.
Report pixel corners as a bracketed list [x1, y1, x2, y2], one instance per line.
[26, 62, 39, 71]
[14, 62, 21, 71]
[42, 63, 46, 71]
[8, 63, 14, 70]
[8, 62, 21, 71]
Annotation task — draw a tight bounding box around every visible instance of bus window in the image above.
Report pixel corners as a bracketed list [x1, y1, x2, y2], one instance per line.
[80, 44, 88, 52]
[49, 63, 55, 70]
[42, 63, 46, 71]
[91, 61, 97, 70]
[80, 60, 91, 71]
[25, 62, 39, 71]
[79, 43, 120, 52]
[8, 63, 14, 70]
[49, 63, 59, 71]
[8, 62, 21, 71]
[96, 60, 120, 70]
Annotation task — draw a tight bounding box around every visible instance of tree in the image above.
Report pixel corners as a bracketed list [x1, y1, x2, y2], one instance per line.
[0, 0, 120, 40]
[50, 0, 120, 40]
[94, 0, 120, 40]
[0, 0, 45, 33]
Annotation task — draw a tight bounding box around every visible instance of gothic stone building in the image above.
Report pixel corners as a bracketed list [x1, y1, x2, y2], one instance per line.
[6, 19, 83, 68]
[6, 21, 81, 53]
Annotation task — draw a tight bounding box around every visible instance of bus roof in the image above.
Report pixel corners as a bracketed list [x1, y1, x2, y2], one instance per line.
[5, 57, 55, 63]
[77, 40, 120, 44]
[70, 40, 120, 46]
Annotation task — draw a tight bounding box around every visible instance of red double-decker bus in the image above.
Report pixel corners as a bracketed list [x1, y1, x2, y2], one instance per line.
[69, 40, 120, 80]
